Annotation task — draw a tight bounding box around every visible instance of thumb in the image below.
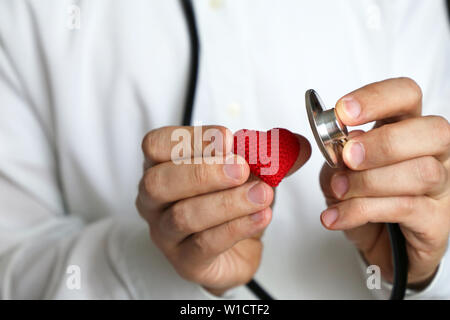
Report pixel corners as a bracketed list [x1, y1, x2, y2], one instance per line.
[286, 134, 312, 176]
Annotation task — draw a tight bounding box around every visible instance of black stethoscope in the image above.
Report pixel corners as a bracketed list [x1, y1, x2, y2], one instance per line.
[179, 0, 408, 300]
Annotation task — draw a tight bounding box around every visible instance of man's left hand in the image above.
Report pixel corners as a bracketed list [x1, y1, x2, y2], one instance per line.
[320, 77, 450, 289]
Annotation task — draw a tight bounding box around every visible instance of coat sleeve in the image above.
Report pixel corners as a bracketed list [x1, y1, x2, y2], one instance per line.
[0, 0, 224, 300]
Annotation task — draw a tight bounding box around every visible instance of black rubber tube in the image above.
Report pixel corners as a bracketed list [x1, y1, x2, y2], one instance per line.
[180, 0, 199, 126]
[387, 223, 408, 300]
[246, 279, 274, 300]
[447, 0, 450, 22]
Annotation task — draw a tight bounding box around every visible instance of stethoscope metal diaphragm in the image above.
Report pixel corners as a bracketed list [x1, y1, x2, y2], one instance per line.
[305, 89, 349, 168]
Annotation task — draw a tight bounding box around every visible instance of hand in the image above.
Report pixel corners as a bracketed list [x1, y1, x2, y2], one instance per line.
[136, 125, 311, 295]
[320, 78, 450, 288]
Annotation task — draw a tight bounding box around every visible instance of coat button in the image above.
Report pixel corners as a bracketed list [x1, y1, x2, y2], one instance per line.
[227, 102, 241, 118]
[209, 0, 224, 10]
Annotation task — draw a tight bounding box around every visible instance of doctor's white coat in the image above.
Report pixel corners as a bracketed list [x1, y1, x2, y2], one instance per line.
[0, 0, 449, 299]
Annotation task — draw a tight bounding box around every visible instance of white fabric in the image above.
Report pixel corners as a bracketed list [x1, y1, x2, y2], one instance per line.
[0, 0, 449, 299]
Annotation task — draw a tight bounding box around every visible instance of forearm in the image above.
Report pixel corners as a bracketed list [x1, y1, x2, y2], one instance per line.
[0, 216, 222, 299]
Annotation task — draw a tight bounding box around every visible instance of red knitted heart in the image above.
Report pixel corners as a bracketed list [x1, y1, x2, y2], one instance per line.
[233, 128, 300, 187]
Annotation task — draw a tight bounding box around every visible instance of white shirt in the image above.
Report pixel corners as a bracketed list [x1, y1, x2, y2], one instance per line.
[0, 0, 449, 299]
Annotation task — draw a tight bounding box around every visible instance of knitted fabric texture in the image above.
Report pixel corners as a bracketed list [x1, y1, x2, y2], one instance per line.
[233, 128, 300, 187]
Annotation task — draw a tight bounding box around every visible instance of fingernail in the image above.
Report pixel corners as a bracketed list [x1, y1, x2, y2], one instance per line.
[331, 174, 349, 199]
[223, 163, 243, 180]
[248, 182, 267, 204]
[346, 141, 365, 168]
[250, 210, 265, 222]
[342, 98, 361, 120]
[322, 208, 339, 228]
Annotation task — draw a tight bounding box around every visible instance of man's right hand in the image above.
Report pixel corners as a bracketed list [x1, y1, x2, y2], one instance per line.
[136, 125, 310, 296]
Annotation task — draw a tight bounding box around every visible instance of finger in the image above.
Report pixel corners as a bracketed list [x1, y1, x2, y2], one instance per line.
[319, 130, 365, 198]
[335, 77, 422, 126]
[342, 116, 450, 170]
[178, 207, 272, 265]
[347, 130, 366, 139]
[142, 125, 233, 165]
[159, 181, 274, 244]
[320, 164, 337, 200]
[286, 134, 312, 176]
[320, 196, 437, 233]
[329, 156, 449, 200]
[139, 154, 250, 209]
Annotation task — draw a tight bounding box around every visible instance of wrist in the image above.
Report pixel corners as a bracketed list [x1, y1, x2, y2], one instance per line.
[407, 266, 439, 291]
[202, 286, 228, 297]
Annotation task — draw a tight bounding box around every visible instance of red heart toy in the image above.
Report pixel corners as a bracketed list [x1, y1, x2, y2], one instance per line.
[233, 128, 299, 187]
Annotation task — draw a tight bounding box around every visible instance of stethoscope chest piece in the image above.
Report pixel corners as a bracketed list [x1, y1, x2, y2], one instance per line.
[305, 89, 348, 168]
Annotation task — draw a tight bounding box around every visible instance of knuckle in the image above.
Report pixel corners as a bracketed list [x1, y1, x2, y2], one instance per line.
[191, 233, 212, 257]
[363, 82, 382, 100]
[416, 156, 446, 190]
[148, 225, 167, 252]
[397, 197, 416, 215]
[217, 125, 232, 136]
[219, 191, 236, 215]
[215, 126, 233, 146]
[344, 198, 378, 224]
[143, 168, 164, 202]
[232, 155, 250, 181]
[432, 116, 450, 150]
[135, 194, 146, 218]
[224, 220, 240, 239]
[192, 164, 209, 186]
[168, 202, 192, 234]
[401, 77, 423, 103]
[379, 125, 396, 156]
[135, 192, 142, 209]
[358, 170, 376, 193]
[320, 164, 335, 196]
[352, 198, 370, 218]
[142, 130, 155, 158]
[142, 128, 163, 161]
